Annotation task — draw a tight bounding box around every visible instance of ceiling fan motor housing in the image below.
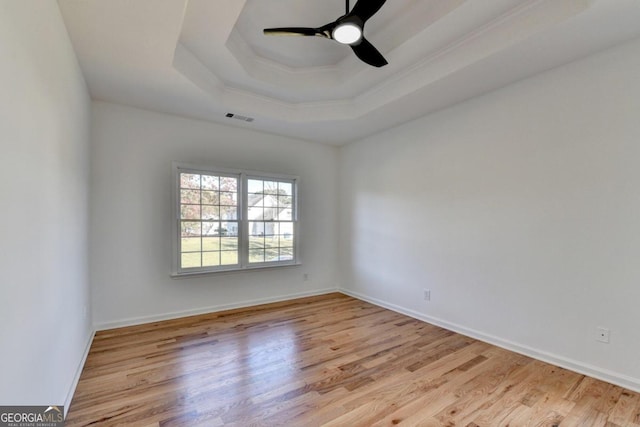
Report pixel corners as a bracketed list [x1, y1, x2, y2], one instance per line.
[263, 0, 388, 67]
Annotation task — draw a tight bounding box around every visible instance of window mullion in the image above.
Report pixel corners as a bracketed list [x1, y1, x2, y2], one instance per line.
[240, 173, 249, 268]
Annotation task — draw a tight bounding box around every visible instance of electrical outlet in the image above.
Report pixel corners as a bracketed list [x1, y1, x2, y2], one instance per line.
[596, 327, 610, 343]
[303, 273, 309, 281]
[423, 289, 431, 301]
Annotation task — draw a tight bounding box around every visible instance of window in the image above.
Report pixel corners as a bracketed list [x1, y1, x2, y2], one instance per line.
[177, 171, 240, 270]
[173, 164, 298, 275]
[247, 177, 295, 264]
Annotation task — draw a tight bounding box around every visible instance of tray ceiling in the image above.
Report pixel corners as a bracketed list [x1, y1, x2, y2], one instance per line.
[58, 0, 640, 144]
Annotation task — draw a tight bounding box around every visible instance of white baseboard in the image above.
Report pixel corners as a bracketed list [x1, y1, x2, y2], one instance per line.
[64, 328, 95, 418]
[95, 287, 338, 331]
[339, 288, 640, 394]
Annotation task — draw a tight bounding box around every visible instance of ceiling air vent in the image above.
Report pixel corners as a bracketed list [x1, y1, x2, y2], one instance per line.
[225, 113, 254, 123]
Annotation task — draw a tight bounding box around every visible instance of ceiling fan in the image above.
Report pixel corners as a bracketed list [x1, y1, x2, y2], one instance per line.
[263, 0, 388, 68]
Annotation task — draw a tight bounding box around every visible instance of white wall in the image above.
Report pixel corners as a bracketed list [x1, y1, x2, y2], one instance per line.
[0, 0, 92, 410]
[339, 37, 640, 390]
[90, 102, 338, 328]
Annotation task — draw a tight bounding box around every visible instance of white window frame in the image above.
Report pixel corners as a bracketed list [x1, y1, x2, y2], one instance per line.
[171, 162, 300, 277]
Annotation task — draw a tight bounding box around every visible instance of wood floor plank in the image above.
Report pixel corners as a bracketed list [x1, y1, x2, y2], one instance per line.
[65, 293, 640, 426]
[609, 389, 640, 426]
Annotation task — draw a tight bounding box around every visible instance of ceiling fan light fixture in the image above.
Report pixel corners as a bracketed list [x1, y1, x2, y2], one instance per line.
[263, 0, 388, 67]
[332, 23, 362, 45]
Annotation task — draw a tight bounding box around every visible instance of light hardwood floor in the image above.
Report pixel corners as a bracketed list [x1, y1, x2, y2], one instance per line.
[66, 293, 640, 426]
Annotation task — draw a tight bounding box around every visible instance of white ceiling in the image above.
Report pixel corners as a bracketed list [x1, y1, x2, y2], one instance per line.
[57, 0, 640, 145]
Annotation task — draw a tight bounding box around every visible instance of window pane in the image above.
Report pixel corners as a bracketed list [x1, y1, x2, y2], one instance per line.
[213, 223, 228, 235]
[201, 175, 219, 190]
[202, 222, 219, 236]
[181, 205, 201, 220]
[264, 222, 278, 236]
[202, 237, 220, 251]
[264, 207, 279, 220]
[220, 221, 238, 237]
[220, 177, 237, 192]
[279, 247, 294, 261]
[181, 237, 201, 252]
[278, 195, 292, 207]
[249, 249, 265, 263]
[201, 191, 219, 205]
[203, 252, 220, 267]
[279, 238, 294, 249]
[202, 205, 219, 220]
[181, 221, 201, 237]
[221, 251, 238, 265]
[181, 252, 201, 268]
[265, 248, 280, 262]
[264, 181, 278, 194]
[279, 208, 293, 220]
[248, 179, 263, 194]
[220, 192, 237, 206]
[249, 236, 264, 249]
[278, 182, 292, 196]
[248, 207, 264, 221]
[264, 195, 277, 207]
[264, 236, 279, 249]
[249, 222, 265, 236]
[181, 189, 200, 204]
[180, 173, 200, 189]
[220, 206, 237, 220]
[221, 236, 238, 251]
[280, 222, 294, 238]
[249, 195, 263, 210]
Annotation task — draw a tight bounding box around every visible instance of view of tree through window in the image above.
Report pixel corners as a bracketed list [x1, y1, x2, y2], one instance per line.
[175, 165, 297, 274]
[179, 173, 239, 269]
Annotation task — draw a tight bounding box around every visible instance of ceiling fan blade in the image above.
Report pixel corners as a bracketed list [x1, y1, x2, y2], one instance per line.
[263, 27, 324, 37]
[351, 38, 387, 67]
[350, 0, 387, 23]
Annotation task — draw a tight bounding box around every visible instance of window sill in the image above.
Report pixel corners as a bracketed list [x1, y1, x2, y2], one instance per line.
[170, 262, 302, 279]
